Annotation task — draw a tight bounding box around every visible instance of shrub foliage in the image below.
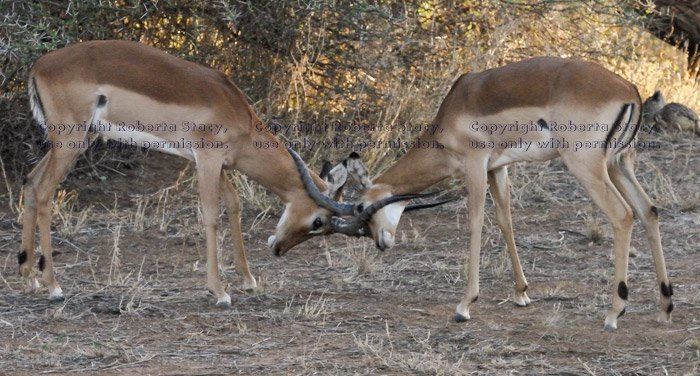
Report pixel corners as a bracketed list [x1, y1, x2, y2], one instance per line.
[1, 0, 696, 184]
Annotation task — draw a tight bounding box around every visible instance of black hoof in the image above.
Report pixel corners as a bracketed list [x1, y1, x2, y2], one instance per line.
[453, 313, 468, 323]
[50, 295, 65, 303]
[215, 300, 231, 308]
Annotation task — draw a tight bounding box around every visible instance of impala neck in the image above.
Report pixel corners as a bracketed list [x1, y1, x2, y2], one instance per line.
[373, 141, 455, 196]
[233, 120, 326, 203]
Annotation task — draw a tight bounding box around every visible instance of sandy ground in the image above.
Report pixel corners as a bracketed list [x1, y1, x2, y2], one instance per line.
[1, 131, 699, 375]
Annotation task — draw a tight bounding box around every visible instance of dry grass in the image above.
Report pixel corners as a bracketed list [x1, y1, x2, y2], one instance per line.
[0, 138, 699, 373]
[2, 3, 700, 373]
[5, 158, 693, 367]
[52, 190, 93, 240]
[583, 211, 606, 246]
[348, 241, 379, 277]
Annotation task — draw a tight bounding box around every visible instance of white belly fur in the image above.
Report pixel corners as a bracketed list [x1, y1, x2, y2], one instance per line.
[91, 85, 223, 161]
[459, 104, 625, 170]
[97, 127, 194, 160]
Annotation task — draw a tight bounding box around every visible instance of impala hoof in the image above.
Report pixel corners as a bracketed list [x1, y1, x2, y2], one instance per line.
[24, 277, 40, 293]
[513, 293, 531, 307]
[603, 324, 616, 331]
[657, 311, 672, 324]
[242, 278, 257, 291]
[453, 313, 469, 323]
[50, 295, 65, 303]
[215, 292, 232, 308]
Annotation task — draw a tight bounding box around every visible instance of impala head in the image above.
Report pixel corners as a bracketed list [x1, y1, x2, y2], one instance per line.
[288, 149, 449, 251]
[319, 152, 404, 250]
[269, 152, 361, 256]
[353, 186, 447, 250]
[268, 200, 332, 256]
[354, 186, 407, 250]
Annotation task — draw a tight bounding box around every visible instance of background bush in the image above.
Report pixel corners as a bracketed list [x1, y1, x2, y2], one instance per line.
[1, 0, 698, 198]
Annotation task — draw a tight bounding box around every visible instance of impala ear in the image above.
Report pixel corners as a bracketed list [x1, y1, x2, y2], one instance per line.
[343, 152, 372, 191]
[288, 148, 355, 215]
[320, 153, 372, 200]
[319, 161, 333, 180]
[323, 163, 349, 201]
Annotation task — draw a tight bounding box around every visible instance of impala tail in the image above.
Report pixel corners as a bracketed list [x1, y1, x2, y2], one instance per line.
[28, 75, 47, 126]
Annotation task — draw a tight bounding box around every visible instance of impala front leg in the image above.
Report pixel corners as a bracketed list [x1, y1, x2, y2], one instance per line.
[197, 158, 230, 307]
[488, 166, 530, 307]
[455, 159, 488, 322]
[220, 172, 257, 290]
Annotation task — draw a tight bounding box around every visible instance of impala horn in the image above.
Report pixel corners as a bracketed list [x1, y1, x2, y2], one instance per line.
[329, 216, 370, 237]
[405, 199, 454, 212]
[289, 147, 451, 237]
[327, 191, 446, 237]
[288, 148, 355, 215]
[356, 191, 443, 222]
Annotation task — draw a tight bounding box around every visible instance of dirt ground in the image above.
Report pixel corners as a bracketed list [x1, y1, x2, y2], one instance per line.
[1, 131, 700, 375]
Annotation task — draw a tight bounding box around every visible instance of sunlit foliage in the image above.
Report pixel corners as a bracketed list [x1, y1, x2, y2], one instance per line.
[1, 0, 697, 177]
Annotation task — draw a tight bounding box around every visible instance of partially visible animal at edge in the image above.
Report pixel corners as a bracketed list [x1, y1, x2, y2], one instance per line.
[643, 90, 699, 134]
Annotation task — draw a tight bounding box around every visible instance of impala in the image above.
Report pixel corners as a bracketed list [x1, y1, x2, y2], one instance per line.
[21, 40, 440, 306]
[293, 57, 674, 330]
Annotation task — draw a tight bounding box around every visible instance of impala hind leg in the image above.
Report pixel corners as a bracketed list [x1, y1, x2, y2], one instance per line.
[563, 155, 634, 330]
[21, 146, 85, 300]
[20, 154, 50, 293]
[220, 172, 257, 290]
[454, 159, 488, 322]
[609, 152, 673, 322]
[488, 167, 530, 307]
[197, 158, 230, 307]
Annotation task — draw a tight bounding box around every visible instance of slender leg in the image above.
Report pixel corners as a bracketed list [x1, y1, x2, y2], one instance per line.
[488, 166, 530, 306]
[562, 154, 634, 330]
[20, 154, 50, 293]
[196, 156, 230, 307]
[219, 171, 257, 290]
[454, 158, 488, 322]
[609, 152, 673, 322]
[21, 145, 85, 300]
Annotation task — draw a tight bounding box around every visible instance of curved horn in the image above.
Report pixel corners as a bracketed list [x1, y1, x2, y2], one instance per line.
[329, 192, 447, 237]
[358, 191, 442, 222]
[329, 216, 371, 237]
[405, 199, 454, 212]
[287, 148, 355, 215]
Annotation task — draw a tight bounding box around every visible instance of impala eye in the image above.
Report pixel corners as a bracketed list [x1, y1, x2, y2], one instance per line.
[313, 217, 323, 229]
[356, 203, 364, 213]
